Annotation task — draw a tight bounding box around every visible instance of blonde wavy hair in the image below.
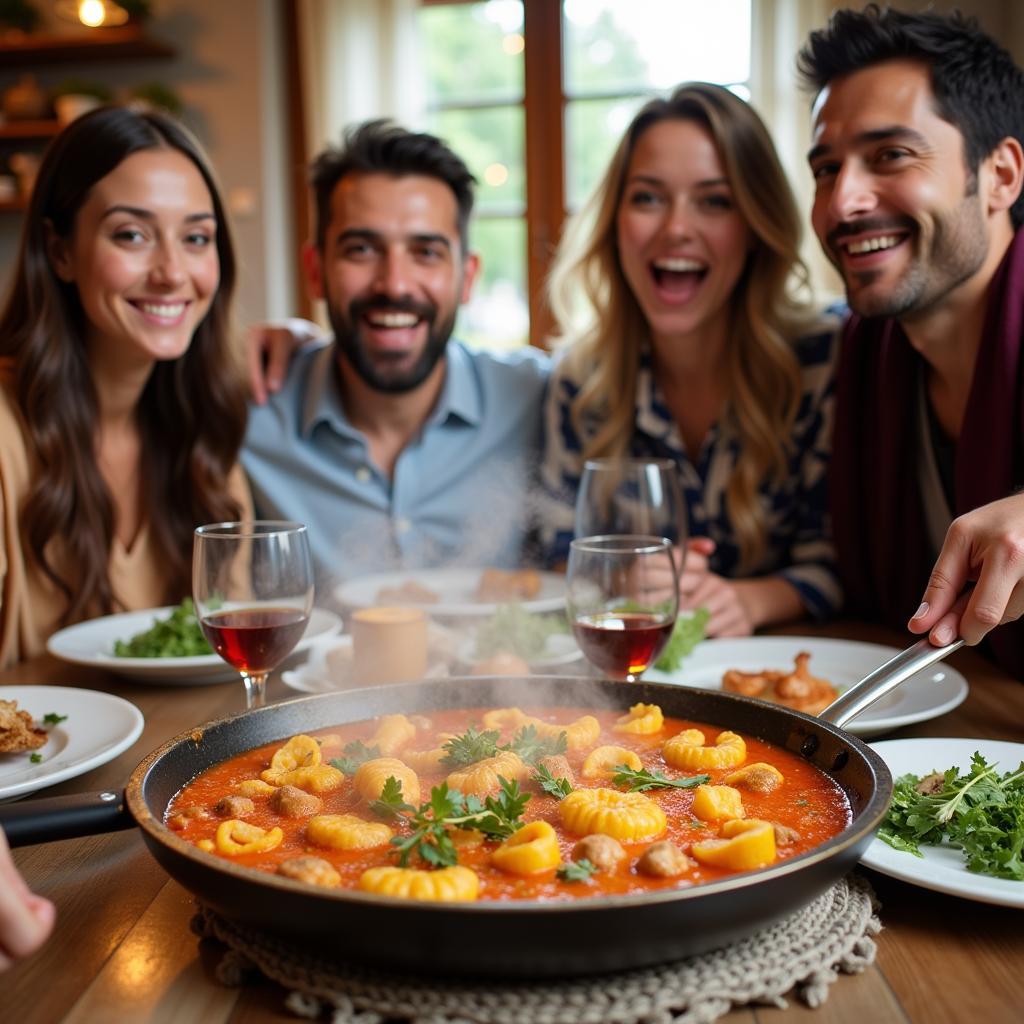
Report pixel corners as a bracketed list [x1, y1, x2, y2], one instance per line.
[547, 82, 813, 571]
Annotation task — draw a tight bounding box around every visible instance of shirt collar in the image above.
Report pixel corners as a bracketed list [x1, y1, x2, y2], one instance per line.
[299, 339, 480, 438]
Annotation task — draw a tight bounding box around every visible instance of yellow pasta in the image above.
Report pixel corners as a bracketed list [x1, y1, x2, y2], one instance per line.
[446, 750, 526, 798]
[691, 818, 776, 871]
[663, 729, 747, 771]
[275, 764, 345, 794]
[691, 784, 745, 822]
[214, 819, 284, 855]
[491, 821, 561, 875]
[353, 758, 421, 805]
[481, 707, 529, 732]
[261, 734, 321, 784]
[581, 745, 642, 781]
[359, 865, 480, 901]
[368, 714, 417, 756]
[307, 814, 393, 851]
[613, 703, 664, 735]
[235, 778, 276, 798]
[559, 787, 666, 842]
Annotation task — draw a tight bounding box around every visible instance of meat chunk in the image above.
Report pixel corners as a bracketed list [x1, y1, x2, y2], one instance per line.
[636, 841, 694, 878]
[269, 784, 323, 818]
[166, 805, 209, 831]
[915, 772, 946, 796]
[572, 834, 626, 873]
[214, 796, 254, 818]
[0, 699, 47, 752]
[277, 856, 341, 888]
[772, 823, 801, 847]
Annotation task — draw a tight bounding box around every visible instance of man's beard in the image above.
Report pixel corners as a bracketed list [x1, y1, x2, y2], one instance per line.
[329, 296, 457, 393]
[828, 198, 989, 320]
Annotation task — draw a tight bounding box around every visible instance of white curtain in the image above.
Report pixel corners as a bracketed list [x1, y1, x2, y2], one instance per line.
[751, 0, 842, 300]
[296, 0, 424, 158]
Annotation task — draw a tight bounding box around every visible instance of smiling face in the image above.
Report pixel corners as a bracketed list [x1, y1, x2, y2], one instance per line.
[808, 59, 994, 320]
[307, 172, 479, 394]
[49, 148, 220, 367]
[615, 118, 752, 352]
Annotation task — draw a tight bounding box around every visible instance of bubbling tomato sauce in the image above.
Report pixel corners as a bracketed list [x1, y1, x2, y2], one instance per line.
[167, 705, 852, 901]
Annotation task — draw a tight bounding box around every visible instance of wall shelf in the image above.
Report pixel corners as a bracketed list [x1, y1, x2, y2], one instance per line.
[0, 27, 174, 66]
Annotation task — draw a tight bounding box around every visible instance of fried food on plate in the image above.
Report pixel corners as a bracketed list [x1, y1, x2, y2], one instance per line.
[0, 699, 47, 753]
[721, 652, 838, 716]
[375, 579, 440, 605]
[475, 568, 541, 602]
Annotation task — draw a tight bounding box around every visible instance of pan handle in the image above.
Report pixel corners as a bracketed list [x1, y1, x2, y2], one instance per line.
[0, 791, 133, 848]
[819, 636, 964, 730]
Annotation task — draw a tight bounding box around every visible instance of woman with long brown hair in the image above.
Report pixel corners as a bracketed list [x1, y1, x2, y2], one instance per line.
[540, 82, 841, 636]
[0, 105, 250, 667]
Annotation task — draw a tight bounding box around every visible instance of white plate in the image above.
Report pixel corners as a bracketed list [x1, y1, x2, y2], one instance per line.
[861, 738, 1024, 907]
[47, 606, 343, 684]
[335, 568, 566, 618]
[644, 636, 968, 738]
[0, 686, 144, 801]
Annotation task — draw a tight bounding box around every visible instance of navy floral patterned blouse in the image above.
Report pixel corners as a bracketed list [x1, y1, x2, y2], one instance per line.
[538, 311, 844, 620]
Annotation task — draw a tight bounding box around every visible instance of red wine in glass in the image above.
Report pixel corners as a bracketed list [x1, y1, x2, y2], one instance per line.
[200, 607, 308, 675]
[572, 611, 674, 679]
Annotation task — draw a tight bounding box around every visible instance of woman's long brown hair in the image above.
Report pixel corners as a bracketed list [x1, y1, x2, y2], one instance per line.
[0, 106, 247, 623]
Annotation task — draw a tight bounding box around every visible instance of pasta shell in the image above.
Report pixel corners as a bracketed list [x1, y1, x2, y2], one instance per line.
[368, 714, 417, 756]
[663, 729, 747, 770]
[354, 757, 421, 805]
[559, 787, 666, 842]
[691, 818, 776, 871]
[307, 814, 393, 851]
[261, 734, 321, 784]
[214, 819, 284, 855]
[491, 821, 561, 875]
[581, 745, 642, 781]
[358, 865, 480, 901]
[446, 750, 526, 798]
[275, 764, 345, 794]
[691, 784, 745, 821]
[613, 703, 664, 735]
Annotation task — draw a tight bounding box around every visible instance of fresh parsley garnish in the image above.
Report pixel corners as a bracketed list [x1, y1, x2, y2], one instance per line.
[439, 727, 500, 769]
[504, 724, 567, 765]
[42, 712, 67, 726]
[532, 763, 573, 799]
[29, 752, 43, 763]
[611, 765, 710, 792]
[557, 858, 597, 883]
[329, 740, 382, 775]
[371, 776, 531, 868]
[113, 597, 213, 658]
[878, 753, 1024, 880]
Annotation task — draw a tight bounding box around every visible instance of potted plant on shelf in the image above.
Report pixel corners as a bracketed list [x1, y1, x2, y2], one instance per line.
[52, 78, 113, 125]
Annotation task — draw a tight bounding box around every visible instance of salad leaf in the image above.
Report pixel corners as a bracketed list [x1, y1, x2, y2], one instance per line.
[611, 764, 709, 793]
[654, 607, 709, 672]
[473, 604, 567, 660]
[113, 598, 212, 658]
[878, 753, 1024, 880]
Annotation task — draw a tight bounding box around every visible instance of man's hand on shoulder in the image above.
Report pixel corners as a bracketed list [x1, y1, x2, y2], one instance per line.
[909, 492, 1024, 646]
[246, 319, 326, 405]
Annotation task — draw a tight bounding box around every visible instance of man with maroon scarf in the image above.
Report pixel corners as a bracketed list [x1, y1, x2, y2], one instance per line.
[799, 5, 1024, 676]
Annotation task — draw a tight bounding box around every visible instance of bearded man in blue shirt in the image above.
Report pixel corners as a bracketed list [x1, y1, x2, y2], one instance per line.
[243, 121, 548, 592]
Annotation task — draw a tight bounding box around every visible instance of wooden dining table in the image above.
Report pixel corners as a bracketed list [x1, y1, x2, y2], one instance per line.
[3, 618, 1022, 1024]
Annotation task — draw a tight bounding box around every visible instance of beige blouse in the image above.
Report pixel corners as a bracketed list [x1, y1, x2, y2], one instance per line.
[0, 384, 252, 669]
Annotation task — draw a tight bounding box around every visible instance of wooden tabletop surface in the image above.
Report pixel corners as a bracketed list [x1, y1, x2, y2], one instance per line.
[3, 619, 1022, 1024]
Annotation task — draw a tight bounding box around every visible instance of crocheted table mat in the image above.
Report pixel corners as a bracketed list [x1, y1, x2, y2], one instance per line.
[193, 873, 880, 1024]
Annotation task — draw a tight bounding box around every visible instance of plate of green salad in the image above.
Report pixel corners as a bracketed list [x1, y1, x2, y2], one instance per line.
[47, 600, 343, 684]
[861, 738, 1024, 907]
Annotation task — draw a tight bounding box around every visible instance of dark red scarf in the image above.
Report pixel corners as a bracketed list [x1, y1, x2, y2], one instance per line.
[830, 229, 1024, 679]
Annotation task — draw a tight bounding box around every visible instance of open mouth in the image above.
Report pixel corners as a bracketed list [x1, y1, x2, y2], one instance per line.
[130, 300, 190, 324]
[363, 310, 421, 330]
[650, 256, 708, 296]
[835, 229, 911, 264]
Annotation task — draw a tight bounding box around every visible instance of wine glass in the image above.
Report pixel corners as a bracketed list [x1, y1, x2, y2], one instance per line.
[574, 457, 686, 545]
[566, 534, 679, 682]
[193, 521, 314, 709]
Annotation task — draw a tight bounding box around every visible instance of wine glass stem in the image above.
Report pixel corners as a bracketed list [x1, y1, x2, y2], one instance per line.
[242, 672, 268, 709]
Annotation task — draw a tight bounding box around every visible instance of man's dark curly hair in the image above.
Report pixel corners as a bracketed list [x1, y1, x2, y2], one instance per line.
[310, 119, 477, 251]
[797, 4, 1024, 227]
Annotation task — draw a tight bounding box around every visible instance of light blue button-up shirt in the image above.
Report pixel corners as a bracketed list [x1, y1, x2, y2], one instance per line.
[242, 340, 550, 593]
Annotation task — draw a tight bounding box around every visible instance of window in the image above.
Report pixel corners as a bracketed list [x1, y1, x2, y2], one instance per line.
[418, 0, 752, 349]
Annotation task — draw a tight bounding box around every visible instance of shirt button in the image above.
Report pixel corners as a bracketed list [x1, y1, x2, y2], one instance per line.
[394, 517, 412, 534]
[355, 466, 371, 482]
